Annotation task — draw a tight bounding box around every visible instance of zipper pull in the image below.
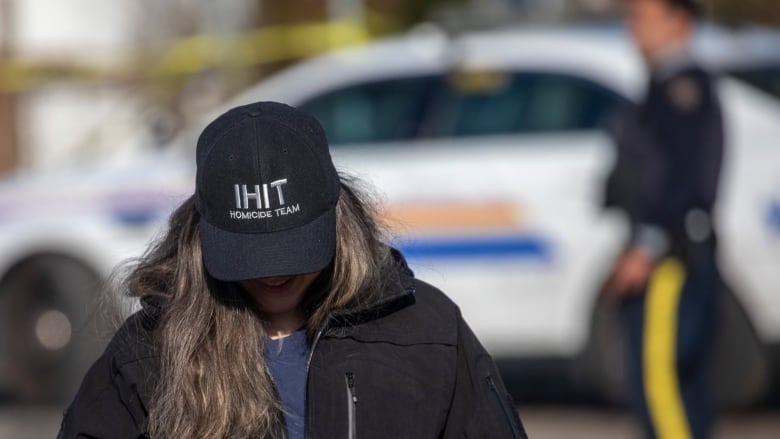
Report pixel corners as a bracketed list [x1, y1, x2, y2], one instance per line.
[345, 372, 358, 439]
[486, 375, 498, 391]
[346, 372, 358, 404]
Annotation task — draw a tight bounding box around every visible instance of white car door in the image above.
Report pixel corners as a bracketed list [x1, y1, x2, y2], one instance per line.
[296, 69, 630, 357]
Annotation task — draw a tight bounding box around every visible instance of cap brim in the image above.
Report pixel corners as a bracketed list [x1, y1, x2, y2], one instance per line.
[200, 207, 336, 281]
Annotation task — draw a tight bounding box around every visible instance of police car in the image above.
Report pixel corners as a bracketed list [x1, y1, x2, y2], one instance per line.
[1, 24, 779, 405]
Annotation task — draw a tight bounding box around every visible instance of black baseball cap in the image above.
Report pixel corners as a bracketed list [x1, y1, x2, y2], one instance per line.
[194, 101, 340, 281]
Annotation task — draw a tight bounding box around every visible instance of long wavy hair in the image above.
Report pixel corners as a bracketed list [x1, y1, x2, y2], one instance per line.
[124, 175, 391, 438]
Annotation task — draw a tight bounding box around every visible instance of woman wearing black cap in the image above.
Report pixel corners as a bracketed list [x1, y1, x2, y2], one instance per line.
[58, 102, 527, 439]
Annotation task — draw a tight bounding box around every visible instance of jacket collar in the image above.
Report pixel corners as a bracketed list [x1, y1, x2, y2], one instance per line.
[650, 43, 697, 83]
[326, 248, 417, 328]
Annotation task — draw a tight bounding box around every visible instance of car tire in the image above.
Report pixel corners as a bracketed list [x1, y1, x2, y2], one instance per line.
[574, 294, 627, 405]
[0, 255, 111, 404]
[711, 285, 770, 409]
[576, 285, 770, 409]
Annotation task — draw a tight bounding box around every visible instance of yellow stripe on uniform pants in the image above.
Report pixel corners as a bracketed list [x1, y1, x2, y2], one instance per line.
[643, 258, 692, 439]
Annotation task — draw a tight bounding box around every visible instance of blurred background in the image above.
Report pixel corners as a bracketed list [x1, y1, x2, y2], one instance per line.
[1, 0, 779, 437]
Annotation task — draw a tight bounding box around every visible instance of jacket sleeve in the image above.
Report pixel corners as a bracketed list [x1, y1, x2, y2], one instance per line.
[57, 349, 149, 438]
[442, 311, 528, 438]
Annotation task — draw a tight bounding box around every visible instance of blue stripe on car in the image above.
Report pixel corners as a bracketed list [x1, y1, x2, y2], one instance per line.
[768, 199, 780, 235]
[396, 235, 551, 261]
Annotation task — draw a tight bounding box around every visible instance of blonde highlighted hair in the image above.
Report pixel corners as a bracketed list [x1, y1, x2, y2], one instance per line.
[125, 175, 391, 438]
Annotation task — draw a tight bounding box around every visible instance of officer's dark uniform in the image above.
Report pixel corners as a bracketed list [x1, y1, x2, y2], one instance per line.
[604, 42, 724, 439]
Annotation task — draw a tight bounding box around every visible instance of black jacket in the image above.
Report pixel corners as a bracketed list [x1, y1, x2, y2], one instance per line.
[605, 64, 724, 260]
[58, 256, 527, 438]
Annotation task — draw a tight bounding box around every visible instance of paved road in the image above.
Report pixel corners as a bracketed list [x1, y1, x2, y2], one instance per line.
[2, 405, 779, 438]
[0, 406, 62, 439]
[519, 406, 780, 439]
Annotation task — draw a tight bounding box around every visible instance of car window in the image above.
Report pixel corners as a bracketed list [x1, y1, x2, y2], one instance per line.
[300, 71, 626, 146]
[728, 66, 780, 100]
[299, 77, 437, 145]
[426, 72, 625, 137]
[421, 71, 529, 137]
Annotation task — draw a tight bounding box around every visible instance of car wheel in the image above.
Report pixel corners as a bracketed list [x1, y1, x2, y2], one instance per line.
[711, 286, 770, 409]
[574, 294, 627, 405]
[0, 255, 111, 404]
[576, 285, 769, 409]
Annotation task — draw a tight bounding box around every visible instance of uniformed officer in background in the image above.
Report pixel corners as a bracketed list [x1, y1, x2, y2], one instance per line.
[603, 0, 724, 438]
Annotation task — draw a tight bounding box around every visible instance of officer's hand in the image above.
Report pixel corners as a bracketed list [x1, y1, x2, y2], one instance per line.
[605, 247, 654, 298]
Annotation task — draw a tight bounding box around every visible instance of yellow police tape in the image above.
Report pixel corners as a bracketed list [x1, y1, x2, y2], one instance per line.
[0, 19, 372, 93]
[643, 257, 692, 439]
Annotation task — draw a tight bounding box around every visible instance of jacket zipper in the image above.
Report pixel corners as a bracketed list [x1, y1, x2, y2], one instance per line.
[302, 279, 415, 438]
[345, 372, 358, 439]
[304, 320, 330, 439]
[486, 375, 520, 439]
